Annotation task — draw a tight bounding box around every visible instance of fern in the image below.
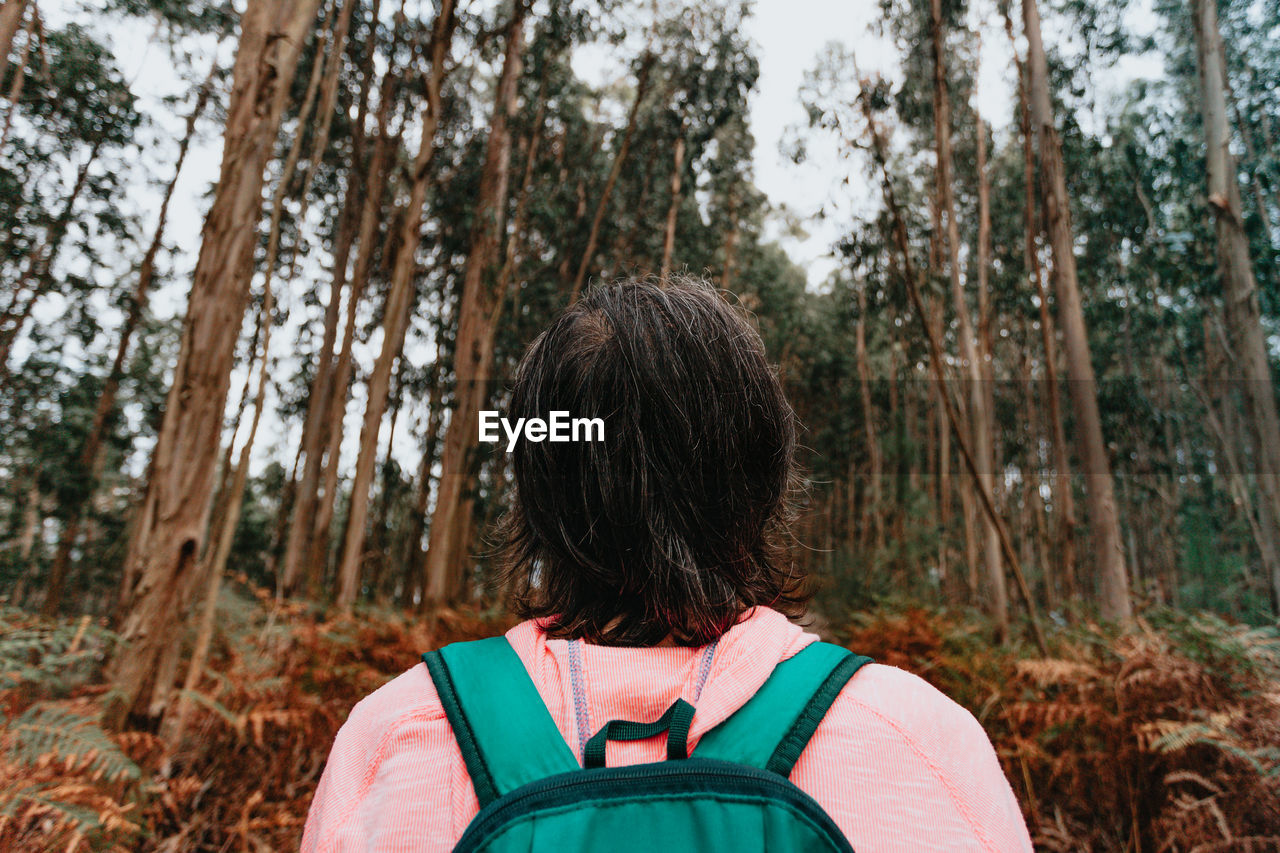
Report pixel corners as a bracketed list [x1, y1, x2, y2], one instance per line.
[1149, 716, 1280, 777]
[175, 688, 243, 732]
[0, 782, 101, 832]
[0, 610, 114, 695]
[5, 704, 140, 782]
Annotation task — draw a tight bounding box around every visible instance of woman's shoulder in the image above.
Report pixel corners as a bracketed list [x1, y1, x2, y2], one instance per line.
[804, 662, 1031, 850]
[335, 661, 447, 756]
[827, 661, 991, 752]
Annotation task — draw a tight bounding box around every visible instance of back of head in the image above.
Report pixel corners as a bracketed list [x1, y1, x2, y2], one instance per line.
[499, 276, 806, 646]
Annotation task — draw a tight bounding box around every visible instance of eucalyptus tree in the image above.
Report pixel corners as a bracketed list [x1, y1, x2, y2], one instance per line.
[106, 0, 324, 729]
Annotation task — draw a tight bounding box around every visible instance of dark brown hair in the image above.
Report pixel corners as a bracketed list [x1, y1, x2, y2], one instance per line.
[497, 276, 807, 646]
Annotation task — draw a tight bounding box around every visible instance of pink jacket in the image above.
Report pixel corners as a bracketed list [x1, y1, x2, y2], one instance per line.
[301, 607, 1033, 852]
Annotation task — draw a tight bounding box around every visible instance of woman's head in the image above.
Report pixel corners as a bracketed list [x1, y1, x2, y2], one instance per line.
[498, 276, 806, 646]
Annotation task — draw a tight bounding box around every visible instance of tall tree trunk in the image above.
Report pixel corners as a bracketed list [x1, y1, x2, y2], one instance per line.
[421, 1, 527, 603]
[1022, 0, 1132, 624]
[254, 0, 332, 303]
[1192, 0, 1280, 610]
[287, 0, 354, 255]
[857, 76, 1048, 654]
[334, 0, 459, 608]
[428, 83, 546, 604]
[41, 63, 218, 616]
[164, 255, 277, 744]
[855, 284, 884, 552]
[289, 45, 405, 596]
[406, 356, 444, 607]
[244, 0, 342, 592]
[568, 52, 653, 303]
[930, 0, 1005, 637]
[973, 96, 1003, 613]
[1005, 6, 1076, 601]
[660, 135, 686, 280]
[104, 0, 322, 731]
[720, 188, 740, 291]
[278, 170, 356, 594]
[262, 0, 356, 587]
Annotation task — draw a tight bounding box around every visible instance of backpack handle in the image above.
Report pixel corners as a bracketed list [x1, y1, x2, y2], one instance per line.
[583, 698, 695, 769]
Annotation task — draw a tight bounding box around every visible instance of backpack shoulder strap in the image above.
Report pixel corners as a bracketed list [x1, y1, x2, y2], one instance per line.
[423, 637, 579, 808]
[692, 641, 873, 777]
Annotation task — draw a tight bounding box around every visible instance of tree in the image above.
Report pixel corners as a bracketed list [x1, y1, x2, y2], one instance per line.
[928, 0, 1006, 636]
[334, 0, 461, 608]
[105, 0, 323, 728]
[420, 0, 529, 603]
[1021, 0, 1132, 624]
[1191, 0, 1280, 610]
[40, 61, 218, 616]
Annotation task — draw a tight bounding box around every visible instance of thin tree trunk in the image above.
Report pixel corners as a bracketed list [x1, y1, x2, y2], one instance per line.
[568, 52, 654, 303]
[255, 0, 332, 297]
[1192, 0, 1280, 610]
[277, 147, 356, 595]
[1020, 327, 1055, 609]
[421, 1, 527, 603]
[721, 188, 740, 291]
[855, 284, 883, 552]
[104, 0, 322, 731]
[660, 135, 686, 280]
[367, 355, 407, 594]
[289, 53, 405, 596]
[335, 0, 459, 608]
[41, 63, 218, 616]
[16, 474, 39, 563]
[857, 76, 1048, 654]
[1022, 0, 1131, 624]
[287, 0, 354, 257]
[263, 0, 355, 588]
[1005, 7, 1077, 601]
[930, 0, 1006, 637]
[974, 87, 999, 513]
[975, 87, 1003, 604]
[406, 357, 444, 607]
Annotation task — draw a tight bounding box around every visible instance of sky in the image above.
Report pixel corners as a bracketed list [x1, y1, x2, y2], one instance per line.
[744, 0, 894, 288]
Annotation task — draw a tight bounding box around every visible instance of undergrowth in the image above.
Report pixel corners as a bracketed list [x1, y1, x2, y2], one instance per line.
[2, 587, 1277, 851]
[838, 606, 1280, 852]
[0, 583, 507, 851]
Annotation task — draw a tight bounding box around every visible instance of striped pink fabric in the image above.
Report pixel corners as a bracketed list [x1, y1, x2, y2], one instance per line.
[301, 607, 1033, 852]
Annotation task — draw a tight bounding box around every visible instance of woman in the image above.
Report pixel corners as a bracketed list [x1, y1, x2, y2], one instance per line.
[301, 278, 1032, 852]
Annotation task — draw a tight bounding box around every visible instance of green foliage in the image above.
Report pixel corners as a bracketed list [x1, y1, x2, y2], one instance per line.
[0, 609, 113, 695]
[4, 704, 140, 783]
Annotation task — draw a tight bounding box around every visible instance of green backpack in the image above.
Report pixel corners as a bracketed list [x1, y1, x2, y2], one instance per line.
[422, 637, 872, 852]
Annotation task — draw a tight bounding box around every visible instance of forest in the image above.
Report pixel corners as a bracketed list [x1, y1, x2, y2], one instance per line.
[1, 0, 1279, 848]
